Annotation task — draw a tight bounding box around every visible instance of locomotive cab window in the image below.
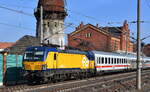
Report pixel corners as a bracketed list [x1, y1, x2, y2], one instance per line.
[23, 51, 44, 61]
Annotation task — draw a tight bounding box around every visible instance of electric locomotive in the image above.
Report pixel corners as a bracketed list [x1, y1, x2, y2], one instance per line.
[22, 46, 95, 83]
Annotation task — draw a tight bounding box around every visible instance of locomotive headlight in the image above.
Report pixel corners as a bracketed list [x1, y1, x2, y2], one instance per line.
[42, 64, 47, 70]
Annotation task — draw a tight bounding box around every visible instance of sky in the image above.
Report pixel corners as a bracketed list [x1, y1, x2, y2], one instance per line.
[0, 0, 150, 44]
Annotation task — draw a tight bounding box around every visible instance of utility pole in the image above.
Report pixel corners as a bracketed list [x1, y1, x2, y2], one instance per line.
[137, 0, 141, 90]
[2, 51, 8, 85]
[40, 5, 43, 44]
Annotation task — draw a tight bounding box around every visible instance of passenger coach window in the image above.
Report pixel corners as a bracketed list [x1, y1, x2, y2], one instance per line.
[108, 58, 111, 64]
[112, 58, 114, 64]
[123, 59, 125, 64]
[117, 59, 119, 64]
[102, 57, 104, 64]
[105, 58, 107, 64]
[54, 53, 57, 60]
[114, 58, 116, 64]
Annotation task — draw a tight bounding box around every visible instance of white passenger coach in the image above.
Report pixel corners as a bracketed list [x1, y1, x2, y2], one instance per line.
[92, 51, 150, 72]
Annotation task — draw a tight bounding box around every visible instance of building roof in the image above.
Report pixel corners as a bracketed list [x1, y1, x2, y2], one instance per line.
[0, 42, 15, 49]
[102, 27, 122, 37]
[69, 23, 123, 38]
[69, 20, 130, 38]
[37, 0, 65, 12]
[69, 23, 109, 37]
[143, 44, 150, 57]
[7, 35, 40, 54]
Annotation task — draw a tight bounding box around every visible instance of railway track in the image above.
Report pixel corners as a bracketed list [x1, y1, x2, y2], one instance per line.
[1, 69, 150, 92]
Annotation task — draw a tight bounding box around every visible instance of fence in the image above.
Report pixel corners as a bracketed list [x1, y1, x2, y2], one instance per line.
[0, 54, 23, 85]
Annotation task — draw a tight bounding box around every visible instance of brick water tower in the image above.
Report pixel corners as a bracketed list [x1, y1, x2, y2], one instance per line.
[35, 0, 67, 49]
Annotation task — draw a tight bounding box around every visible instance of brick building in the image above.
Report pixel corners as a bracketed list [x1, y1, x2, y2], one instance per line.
[68, 20, 134, 52]
[143, 44, 150, 57]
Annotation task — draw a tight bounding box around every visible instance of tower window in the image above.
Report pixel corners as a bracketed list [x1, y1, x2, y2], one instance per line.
[55, 22, 57, 27]
[47, 22, 50, 27]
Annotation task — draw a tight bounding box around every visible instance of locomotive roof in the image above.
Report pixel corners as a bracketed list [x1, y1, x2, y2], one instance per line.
[25, 46, 95, 60]
[25, 46, 58, 52]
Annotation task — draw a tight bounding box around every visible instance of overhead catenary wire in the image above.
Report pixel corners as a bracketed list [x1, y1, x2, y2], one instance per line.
[0, 1, 34, 9]
[145, 0, 150, 9]
[108, 21, 150, 41]
[0, 0, 149, 42]
[0, 5, 34, 17]
[0, 22, 35, 31]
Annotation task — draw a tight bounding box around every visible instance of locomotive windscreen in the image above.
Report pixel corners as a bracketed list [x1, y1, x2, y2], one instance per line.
[23, 51, 45, 61]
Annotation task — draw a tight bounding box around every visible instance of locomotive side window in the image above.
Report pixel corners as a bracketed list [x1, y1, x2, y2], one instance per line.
[54, 53, 57, 60]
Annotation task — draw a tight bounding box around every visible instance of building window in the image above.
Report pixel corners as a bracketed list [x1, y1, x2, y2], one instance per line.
[114, 40, 118, 51]
[85, 33, 92, 38]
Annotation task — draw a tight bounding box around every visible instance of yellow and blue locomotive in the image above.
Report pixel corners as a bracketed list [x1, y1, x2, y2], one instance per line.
[22, 46, 95, 83]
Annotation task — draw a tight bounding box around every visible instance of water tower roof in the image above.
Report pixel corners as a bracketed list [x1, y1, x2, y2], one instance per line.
[38, 0, 65, 12]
